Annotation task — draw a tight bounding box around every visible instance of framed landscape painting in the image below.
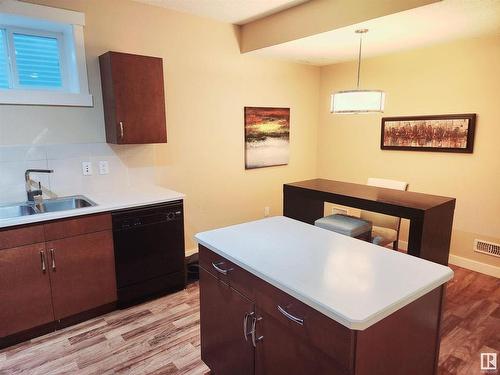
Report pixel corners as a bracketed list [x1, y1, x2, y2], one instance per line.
[381, 113, 476, 153]
[244, 107, 290, 169]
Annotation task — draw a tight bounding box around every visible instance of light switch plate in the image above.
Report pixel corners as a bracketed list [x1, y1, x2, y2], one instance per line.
[99, 160, 109, 175]
[82, 161, 92, 176]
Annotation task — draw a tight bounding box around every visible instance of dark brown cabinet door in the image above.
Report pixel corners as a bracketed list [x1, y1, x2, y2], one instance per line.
[99, 51, 167, 144]
[255, 311, 348, 375]
[47, 231, 117, 320]
[199, 268, 254, 375]
[0, 243, 54, 337]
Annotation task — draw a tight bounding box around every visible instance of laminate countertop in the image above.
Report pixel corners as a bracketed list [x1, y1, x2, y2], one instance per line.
[0, 185, 184, 229]
[195, 216, 453, 330]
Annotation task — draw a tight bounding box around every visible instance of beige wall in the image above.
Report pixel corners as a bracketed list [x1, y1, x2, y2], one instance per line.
[2, 1, 498, 269]
[4, 0, 320, 250]
[318, 35, 500, 267]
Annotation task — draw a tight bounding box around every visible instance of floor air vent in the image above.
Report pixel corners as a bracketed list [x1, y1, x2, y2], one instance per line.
[474, 239, 500, 258]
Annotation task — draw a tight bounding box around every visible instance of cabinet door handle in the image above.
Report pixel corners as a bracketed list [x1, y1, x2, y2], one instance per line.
[212, 261, 233, 276]
[119, 121, 124, 139]
[251, 316, 263, 347]
[40, 250, 46, 272]
[49, 248, 56, 271]
[278, 305, 304, 326]
[243, 312, 254, 342]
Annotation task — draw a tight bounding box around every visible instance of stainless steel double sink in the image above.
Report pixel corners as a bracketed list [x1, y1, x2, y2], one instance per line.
[0, 195, 96, 220]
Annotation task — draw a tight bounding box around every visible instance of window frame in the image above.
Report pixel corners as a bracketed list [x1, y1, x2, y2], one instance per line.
[0, 0, 92, 107]
[2, 25, 68, 91]
[0, 28, 12, 89]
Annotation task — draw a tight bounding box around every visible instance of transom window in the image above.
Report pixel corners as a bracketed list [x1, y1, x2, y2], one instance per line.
[0, 0, 92, 106]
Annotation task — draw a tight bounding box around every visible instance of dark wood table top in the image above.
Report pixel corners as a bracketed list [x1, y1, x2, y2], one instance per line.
[284, 179, 455, 212]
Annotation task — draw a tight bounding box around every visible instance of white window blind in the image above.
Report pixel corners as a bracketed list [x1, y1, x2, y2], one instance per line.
[12, 32, 63, 89]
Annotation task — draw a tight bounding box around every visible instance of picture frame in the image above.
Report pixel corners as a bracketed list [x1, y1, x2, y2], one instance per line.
[381, 113, 476, 153]
[244, 106, 290, 169]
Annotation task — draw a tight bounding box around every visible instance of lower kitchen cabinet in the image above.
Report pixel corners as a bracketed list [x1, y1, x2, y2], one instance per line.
[47, 230, 117, 320]
[199, 268, 254, 375]
[0, 242, 54, 338]
[255, 311, 348, 375]
[0, 213, 117, 348]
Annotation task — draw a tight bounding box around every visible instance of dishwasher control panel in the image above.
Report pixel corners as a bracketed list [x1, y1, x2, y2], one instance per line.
[112, 201, 183, 231]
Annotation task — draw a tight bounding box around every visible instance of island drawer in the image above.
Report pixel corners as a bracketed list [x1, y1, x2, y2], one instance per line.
[199, 245, 255, 301]
[255, 278, 355, 372]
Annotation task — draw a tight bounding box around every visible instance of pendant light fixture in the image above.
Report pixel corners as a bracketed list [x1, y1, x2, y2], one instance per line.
[331, 29, 385, 114]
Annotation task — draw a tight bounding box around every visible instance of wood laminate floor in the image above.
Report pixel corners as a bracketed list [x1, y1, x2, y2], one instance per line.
[0, 265, 498, 375]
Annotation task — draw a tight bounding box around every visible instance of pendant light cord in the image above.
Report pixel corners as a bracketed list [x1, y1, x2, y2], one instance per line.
[356, 32, 363, 89]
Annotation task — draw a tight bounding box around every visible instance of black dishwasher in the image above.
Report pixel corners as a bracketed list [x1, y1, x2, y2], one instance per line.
[112, 200, 185, 307]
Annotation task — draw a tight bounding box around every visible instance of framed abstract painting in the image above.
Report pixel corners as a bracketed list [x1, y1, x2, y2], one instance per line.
[244, 107, 290, 169]
[381, 113, 476, 153]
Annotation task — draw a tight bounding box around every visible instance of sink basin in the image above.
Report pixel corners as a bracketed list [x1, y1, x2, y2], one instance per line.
[0, 204, 37, 219]
[0, 195, 96, 220]
[39, 195, 96, 213]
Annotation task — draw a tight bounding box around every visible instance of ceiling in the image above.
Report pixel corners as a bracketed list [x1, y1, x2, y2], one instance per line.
[249, 0, 500, 65]
[133, 0, 308, 25]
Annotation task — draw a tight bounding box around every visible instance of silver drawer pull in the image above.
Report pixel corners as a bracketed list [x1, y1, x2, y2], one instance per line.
[119, 121, 124, 139]
[251, 316, 263, 347]
[49, 248, 56, 271]
[243, 312, 254, 341]
[212, 261, 233, 275]
[40, 250, 46, 272]
[278, 305, 304, 326]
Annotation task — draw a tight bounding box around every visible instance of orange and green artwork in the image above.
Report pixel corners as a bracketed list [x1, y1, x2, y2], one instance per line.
[244, 107, 290, 169]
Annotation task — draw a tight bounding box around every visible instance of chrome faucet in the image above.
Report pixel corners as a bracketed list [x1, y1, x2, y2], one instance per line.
[25, 169, 54, 203]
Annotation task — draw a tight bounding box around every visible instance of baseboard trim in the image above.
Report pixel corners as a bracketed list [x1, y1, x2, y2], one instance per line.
[398, 240, 499, 278]
[186, 247, 198, 257]
[448, 254, 500, 278]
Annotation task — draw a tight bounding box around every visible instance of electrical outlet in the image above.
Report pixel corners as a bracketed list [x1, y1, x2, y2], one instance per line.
[99, 160, 109, 175]
[81, 161, 92, 176]
[264, 206, 270, 217]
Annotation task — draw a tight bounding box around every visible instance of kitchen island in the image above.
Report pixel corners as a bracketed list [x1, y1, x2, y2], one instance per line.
[195, 216, 453, 375]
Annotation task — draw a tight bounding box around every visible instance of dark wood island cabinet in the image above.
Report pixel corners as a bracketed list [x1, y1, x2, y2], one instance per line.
[196, 217, 453, 375]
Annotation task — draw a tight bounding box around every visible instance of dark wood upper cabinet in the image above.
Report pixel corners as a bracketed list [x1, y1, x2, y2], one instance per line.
[99, 51, 167, 144]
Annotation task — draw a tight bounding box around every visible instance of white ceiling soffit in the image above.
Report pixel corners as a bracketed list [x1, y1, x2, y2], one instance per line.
[249, 0, 500, 66]
[132, 0, 308, 25]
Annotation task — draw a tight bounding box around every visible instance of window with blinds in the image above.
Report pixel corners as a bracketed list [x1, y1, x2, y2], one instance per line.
[0, 0, 92, 106]
[0, 27, 65, 90]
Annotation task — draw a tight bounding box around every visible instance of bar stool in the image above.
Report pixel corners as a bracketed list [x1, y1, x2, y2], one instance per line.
[315, 214, 372, 242]
[362, 178, 408, 249]
[314, 178, 408, 249]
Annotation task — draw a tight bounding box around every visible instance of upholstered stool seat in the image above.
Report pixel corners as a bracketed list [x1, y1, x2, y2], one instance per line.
[315, 214, 372, 241]
[371, 226, 398, 246]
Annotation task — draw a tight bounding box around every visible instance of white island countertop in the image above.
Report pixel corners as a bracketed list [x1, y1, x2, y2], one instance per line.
[0, 185, 184, 229]
[195, 216, 453, 331]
